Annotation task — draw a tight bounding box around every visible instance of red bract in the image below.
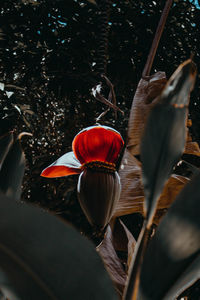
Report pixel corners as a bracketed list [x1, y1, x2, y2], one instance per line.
[72, 125, 124, 165]
[41, 125, 124, 228]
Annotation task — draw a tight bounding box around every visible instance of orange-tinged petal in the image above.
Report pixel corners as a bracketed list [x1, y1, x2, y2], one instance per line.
[41, 165, 81, 178]
[41, 151, 81, 178]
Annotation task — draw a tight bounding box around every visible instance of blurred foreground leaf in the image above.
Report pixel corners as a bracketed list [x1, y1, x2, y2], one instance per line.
[0, 195, 117, 300]
[123, 59, 197, 300]
[141, 59, 196, 227]
[138, 172, 200, 299]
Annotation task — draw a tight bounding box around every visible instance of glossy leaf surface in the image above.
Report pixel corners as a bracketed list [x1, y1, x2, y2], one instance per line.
[0, 195, 117, 300]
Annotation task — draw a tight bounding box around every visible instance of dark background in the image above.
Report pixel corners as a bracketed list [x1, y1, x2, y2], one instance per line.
[0, 0, 200, 297]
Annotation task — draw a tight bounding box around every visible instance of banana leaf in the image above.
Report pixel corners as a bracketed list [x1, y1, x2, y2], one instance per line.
[0, 195, 117, 300]
[138, 172, 200, 299]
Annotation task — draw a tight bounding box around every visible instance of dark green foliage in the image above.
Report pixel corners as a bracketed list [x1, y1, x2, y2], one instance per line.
[123, 59, 198, 299]
[0, 194, 117, 299]
[0, 135, 25, 200]
[138, 172, 200, 299]
[0, 1, 200, 296]
[0, 132, 13, 168]
[141, 60, 196, 226]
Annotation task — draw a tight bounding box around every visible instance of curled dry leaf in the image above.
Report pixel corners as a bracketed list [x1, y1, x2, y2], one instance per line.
[118, 219, 136, 269]
[114, 149, 143, 217]
[184, 121, 200, 156]
[115, 149, 190, 221]
[97, 220, 136, 297]
[157, 174, 190, 210]
[127, 72, 167, 156]
[96, 225, 127, 297]
[117, 60, 197, 226]
[112, 218, 136, 269]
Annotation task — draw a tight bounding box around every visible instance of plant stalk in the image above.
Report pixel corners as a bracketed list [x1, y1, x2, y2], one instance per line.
[142, 0, 174, 77]
[123, 222, 151, 300]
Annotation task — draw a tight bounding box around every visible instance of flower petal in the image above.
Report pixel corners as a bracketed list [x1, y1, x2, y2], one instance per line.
[41, 151, 81, 178]
[72, 125, 124, 164]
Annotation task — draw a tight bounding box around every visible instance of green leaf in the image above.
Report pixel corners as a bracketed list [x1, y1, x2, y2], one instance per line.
[0, 138, 25, 201]
[0, 132, 13, 170]
[141, 59, 197, 227]
[163, 255, 200, 299]
[123, 60, 197, 300]
[0, 195, 117, 300]
[138, 172, 200, 300]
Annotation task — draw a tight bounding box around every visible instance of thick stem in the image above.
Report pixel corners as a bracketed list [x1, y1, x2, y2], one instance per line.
[142, 0, 173, 77]
[123, 222, 151, 300]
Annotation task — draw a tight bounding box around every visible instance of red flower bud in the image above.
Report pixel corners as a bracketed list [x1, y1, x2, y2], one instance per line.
[72, 125, 124, 165]
[78, 169, 121, 229]
[41, 125, 124, 229]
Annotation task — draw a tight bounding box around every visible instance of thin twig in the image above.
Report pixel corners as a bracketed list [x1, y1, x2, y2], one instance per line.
[96, 108, 110, 122]
[5, 84, 26, 91]
[102, 75, 117, 119]
[142, 0, 174, 77]
[18, 132, 33, 140]
[95, 91, 124, 113]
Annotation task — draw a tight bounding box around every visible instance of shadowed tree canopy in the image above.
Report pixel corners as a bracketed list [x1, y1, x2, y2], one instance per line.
[0, 0, 200, 234]
[0, 0, 200, 298]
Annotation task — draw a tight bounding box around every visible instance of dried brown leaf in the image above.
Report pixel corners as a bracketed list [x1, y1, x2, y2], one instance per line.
[184, 129, 200, 156]
[158, 174, 190, 209]
[117, 61, 196, 226]
[112, 218, 136, 268]
[114, 149, 144, 217]
[118, 220, 136, 269]
[96, 225, 127, 296]
[126, 70, 199, 158]
[115, 148, 189, 220]
[127, 72, 167, 156]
